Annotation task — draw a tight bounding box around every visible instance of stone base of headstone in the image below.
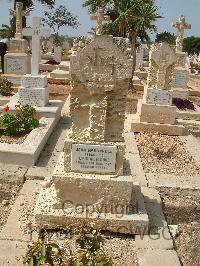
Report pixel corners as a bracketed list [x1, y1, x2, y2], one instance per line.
[131, 116, 186, 136]
[34, 152, 149, 235]
[18, 75, 49, 107]
[4, 53, 31, 75]
[19, 87, 49, 107]
[139, 102, 176, 124]
[50, 69, 70, 79]
[41, 53, 53, 60]
[9, 38, 29, 53]
[172, 88, 189, 99]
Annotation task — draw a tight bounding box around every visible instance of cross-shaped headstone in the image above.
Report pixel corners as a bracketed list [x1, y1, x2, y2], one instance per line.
[90, 6, 110, 35]
[10, 2, 29, 39]
[23, 17, 51, 75]
[172, 15, 191, 52]
[150, 43, 177, 89]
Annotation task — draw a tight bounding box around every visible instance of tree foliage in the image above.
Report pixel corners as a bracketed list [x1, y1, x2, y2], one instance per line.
[183, 36, 200, 55]
[155, 31, 176, 45]
[42, 5, 79, 45]
[84, 0, 160, 80]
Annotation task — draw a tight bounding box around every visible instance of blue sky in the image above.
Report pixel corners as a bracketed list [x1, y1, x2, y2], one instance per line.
[0, 0, 199, 39]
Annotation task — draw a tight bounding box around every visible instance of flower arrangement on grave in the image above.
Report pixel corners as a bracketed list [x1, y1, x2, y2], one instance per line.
[172, 98, 196, 111]
[0, 78, 14, 96]
[44, 58, 60, 65]
[0, 102, 39, 136]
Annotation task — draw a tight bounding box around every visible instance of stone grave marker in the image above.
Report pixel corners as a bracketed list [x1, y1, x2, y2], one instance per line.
[34, 35, 149, 234]
[18, 17, 51, 106]
[90, 6, 110, 35]
[172, 15, 191, 52]
[53, 46, 62, 63]
[132, 42, 185, 135]
[3, 2, 31, 83]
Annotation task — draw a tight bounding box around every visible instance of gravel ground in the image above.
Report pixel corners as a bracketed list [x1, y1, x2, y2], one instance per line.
[159, 188, 200, 266]
[135, 133, 200, 176]
[42, 229, 138, 266]
[0, 183, 22, 231]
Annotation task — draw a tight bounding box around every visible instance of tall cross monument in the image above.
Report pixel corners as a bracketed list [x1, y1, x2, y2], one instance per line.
[10, 2, 29, 39]
[23, 17, 51, 75]
[172, 15, 191, 52]
[90, 6, 110, 35]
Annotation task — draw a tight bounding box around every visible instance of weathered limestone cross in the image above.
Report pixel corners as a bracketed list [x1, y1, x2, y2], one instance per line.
[23, 17, 51, 75]
[10, 2, 29, 39]
[172, 15, 191, 52]
[90, 6, 110, 35]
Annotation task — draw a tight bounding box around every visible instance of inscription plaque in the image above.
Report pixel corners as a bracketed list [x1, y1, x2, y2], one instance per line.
[71, 144, 117, 173]
[6, 58, 25, 73]
[172, 69, 188, 88]
[146, 88, 172, 105]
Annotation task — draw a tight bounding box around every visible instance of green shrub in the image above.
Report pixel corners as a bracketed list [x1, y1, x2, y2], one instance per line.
[23, 240, 64, 266]
[0, 78, 14, 96]
[24, 225, 113, 266]
[0, 104, 39, 136]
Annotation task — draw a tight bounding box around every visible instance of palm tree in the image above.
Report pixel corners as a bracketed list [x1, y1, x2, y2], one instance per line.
[84, 0, 160, 81]
[0, 21, 15, 39]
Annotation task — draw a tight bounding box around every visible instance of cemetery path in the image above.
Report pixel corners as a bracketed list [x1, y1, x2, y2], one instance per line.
[160, 187, 200, 266]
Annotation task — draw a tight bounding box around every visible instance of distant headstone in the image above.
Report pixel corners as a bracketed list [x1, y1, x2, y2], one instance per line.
[19, 17, 51, 107]
[172, 15, 191, 52]
[10, 2, 29, 39]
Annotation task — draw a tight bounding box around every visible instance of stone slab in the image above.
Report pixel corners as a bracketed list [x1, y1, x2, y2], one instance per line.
[21, 74, 47, 88]
[0, 164, 27, 184]
[145, 87, 173, 105]
[137, 249, 181, 266]
[176, 105, 200, 121]
[34, 182, 149, 235]
[0, 117, 58, 166]
[172, 88, 189, 99]
[0, 240, 30, 266]
[180, 135, 200, 168]
[138, 101, 176, 124]
[52, 153, 138, 208]
[0, 180, 42, 241]
[172, 67, 188, 88]
[18, 87, 49, 107]
[131, 116, 186, 136]
[147, 173, 200, 190]
[39, 62, 57, 72]
[50, 69, 70, 79]
[5, 53, 31, 75]
[135, 187, 174, 250]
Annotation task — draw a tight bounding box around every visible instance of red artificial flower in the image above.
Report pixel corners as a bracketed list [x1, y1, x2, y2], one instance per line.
[2, 105, 9, 112]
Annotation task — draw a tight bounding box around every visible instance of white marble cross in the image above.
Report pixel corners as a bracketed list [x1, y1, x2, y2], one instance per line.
[90, 7, 110, 35]
[23, 17, 51, 75]
[10, 2, 29, 39]
[172, 15, 191, 52]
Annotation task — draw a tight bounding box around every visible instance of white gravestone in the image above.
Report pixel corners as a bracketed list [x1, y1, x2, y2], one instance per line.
[71, 144, 117, 174]
[146, 88, 173, 105]
[172, 68, 188, 88]
[23, 17, 51, 75]
[19, 17, 51, 107]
